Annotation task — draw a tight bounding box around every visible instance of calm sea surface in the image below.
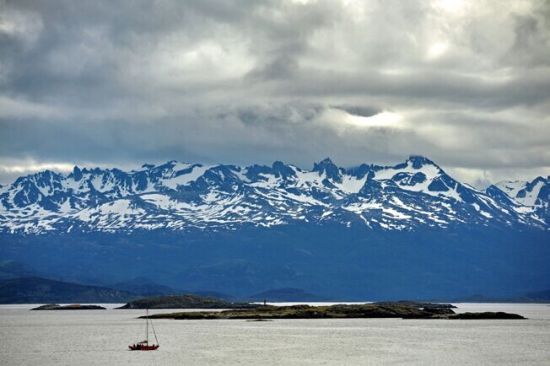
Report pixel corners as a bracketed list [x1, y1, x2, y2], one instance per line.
[1, 303, 549, 365]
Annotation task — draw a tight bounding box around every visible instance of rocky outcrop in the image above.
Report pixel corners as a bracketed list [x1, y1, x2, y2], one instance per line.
[32, 304, 106, 310]
[449, 312, 525, 320]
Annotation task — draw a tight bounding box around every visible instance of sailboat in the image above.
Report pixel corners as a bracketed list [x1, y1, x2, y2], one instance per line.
[129, 309, 160, 351]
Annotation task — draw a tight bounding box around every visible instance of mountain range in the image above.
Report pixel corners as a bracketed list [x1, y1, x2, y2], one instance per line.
[0, 156, 549, 300]
[1, 156, 548, 233]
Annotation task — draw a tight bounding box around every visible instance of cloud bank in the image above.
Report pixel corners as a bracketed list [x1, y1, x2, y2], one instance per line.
[1, 0, 549, 185]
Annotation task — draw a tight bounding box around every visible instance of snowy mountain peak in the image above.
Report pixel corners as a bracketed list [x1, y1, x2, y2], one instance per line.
[495, 176, 549, 207]
[406, 155, 437, 167]
[271, 161, 296, 179]
[313, 157, 342, 181]
[69, 166, 83, 181]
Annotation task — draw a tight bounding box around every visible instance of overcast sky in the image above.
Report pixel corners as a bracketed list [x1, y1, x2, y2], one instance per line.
[1, 0, 549, 186]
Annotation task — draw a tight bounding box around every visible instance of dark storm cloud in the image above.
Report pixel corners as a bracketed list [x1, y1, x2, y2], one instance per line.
[0, 0, 549, 184]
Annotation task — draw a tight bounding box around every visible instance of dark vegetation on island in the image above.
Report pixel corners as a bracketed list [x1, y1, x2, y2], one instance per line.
[375, 300, 456, 310]
[448, 312, 525, 320]
[32, 304, 106, 310]
[144, 302, 525, 320]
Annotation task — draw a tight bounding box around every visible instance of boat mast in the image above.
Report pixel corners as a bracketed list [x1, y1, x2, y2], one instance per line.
[146, 308, 149, 344]
[151, 316, 160, 345]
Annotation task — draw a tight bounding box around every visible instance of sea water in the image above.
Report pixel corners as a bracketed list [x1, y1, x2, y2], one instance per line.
[1, 303, 549, 365]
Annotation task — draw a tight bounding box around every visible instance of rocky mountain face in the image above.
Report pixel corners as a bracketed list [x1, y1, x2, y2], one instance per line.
[0, 156, 548, 234]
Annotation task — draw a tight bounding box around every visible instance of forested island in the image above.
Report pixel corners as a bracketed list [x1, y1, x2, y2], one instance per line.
[143, 302, 525, 320]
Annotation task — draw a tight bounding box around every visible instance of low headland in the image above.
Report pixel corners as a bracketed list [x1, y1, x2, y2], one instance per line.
[143, 301, 525, 320]
[32, 304, 106, 310]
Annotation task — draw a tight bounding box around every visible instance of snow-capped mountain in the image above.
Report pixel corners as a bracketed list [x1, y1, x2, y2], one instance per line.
[494, 177, 549, 207]
[493, 176, 549, 225]
[0, 156, 547, 234]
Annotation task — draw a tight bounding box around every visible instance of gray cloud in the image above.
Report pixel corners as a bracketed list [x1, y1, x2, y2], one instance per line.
[0, 0, 549, 185]
[333, 105, 381, 118]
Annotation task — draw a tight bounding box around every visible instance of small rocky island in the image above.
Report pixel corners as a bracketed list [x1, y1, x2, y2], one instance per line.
[143, 302, 525, 320]
[117, 294, 257, 309]
[32, 304, 106, 310]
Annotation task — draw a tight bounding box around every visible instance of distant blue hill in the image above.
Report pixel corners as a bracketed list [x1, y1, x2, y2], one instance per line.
[2, 225, 549, 301]
[0, 277, 136, 304]
[0, 260, 36, 280]
[109, 277, 178, 297]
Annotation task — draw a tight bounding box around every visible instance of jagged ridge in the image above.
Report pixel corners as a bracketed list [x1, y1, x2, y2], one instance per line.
[0, 156, 548, 233]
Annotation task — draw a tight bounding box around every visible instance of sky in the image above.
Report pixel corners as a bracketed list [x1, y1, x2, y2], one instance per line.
[1, 0, 549, 187]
